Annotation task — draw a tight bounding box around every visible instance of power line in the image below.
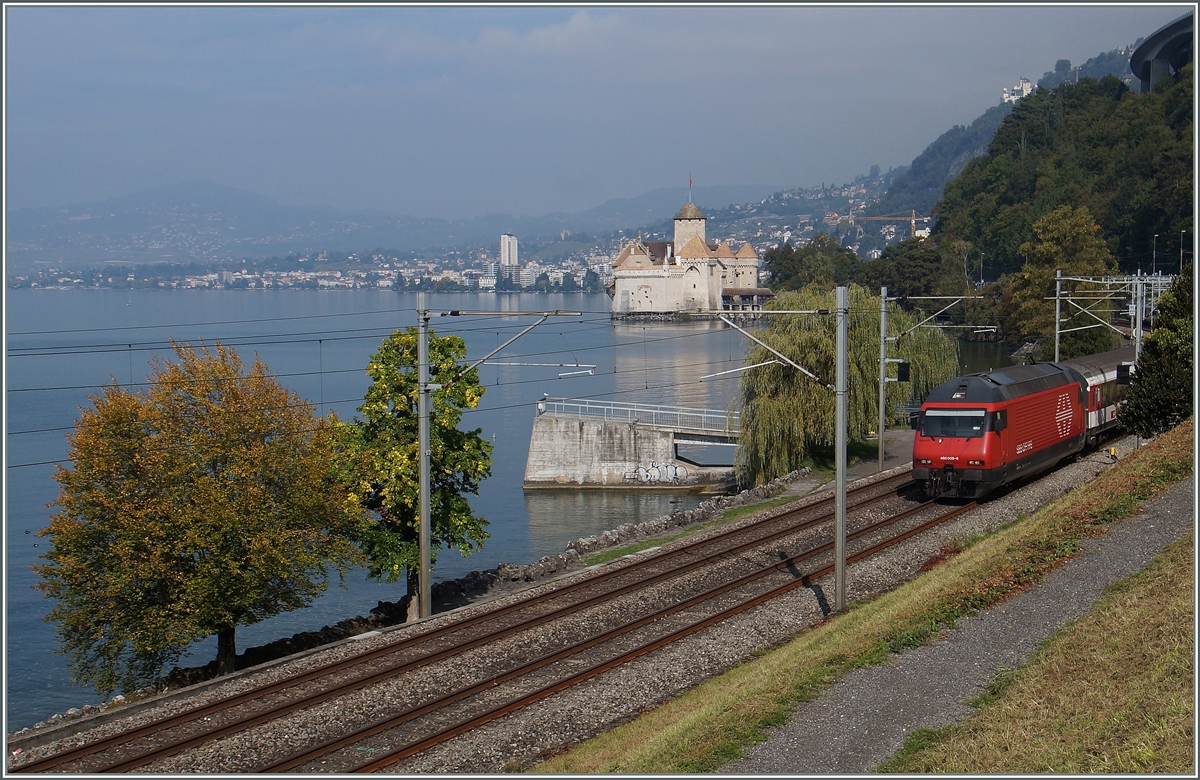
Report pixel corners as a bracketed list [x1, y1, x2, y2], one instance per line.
[6, 322, 734, 394]
[7, 344, 750, 466]
[6, 306, 416, 337]
[7, 313, 755, 470]
[6, 314, 616, 358]
[6, 304, 615, 337]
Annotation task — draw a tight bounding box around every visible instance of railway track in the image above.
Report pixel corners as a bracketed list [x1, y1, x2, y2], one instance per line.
[13, 471, 960, 774]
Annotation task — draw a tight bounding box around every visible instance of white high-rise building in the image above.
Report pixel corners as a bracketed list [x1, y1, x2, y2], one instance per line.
[500, 234, 519, 269]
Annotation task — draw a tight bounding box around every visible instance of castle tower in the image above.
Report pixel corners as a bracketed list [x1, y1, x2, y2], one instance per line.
[673, 201, 706, 251]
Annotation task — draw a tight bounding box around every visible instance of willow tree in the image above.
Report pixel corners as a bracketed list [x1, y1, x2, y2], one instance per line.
[735, 285, 959, 485]
[36, 343, 364, 696]
[341, 328, 492, 617]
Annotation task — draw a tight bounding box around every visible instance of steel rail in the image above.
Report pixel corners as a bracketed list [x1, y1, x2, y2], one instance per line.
[266, 499, 971, 773]
[93, 476, 905, 773]
[12, 472, 913, 775]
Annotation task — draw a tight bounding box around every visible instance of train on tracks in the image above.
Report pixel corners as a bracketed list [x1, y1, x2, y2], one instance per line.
[912, 346, 1134, 499]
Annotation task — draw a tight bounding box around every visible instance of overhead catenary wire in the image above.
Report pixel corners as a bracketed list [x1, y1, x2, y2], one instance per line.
[7, 321, 738, 394]
[8, 305, 766, 472]
[6, 314, 619, 358]
[6, 306, 617, 338]
[6, 345, 750, 468]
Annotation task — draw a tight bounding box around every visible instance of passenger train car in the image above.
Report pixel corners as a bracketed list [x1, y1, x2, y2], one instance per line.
[912, 347, 1133, 499]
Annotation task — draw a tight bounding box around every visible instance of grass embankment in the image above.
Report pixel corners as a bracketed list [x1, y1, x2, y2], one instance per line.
[879, 532, 1193, 773]
[530, 419, 1193, 774]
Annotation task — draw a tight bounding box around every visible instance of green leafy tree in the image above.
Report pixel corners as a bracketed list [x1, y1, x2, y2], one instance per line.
[735, 285, 959, 485]
[857, 237, 971, 303]
[764, 234, 864, 290]
[1119, 263, 1193, 436]
[35, 343, 363, 695]
[342, 328, 492, 614]
[582, 269, 602, 292]
[1000, 205, 1120, 358]
[534, 272, 552, 293]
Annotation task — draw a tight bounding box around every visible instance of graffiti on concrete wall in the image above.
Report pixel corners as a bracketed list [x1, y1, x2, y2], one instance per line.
[623, 461, 689, 484]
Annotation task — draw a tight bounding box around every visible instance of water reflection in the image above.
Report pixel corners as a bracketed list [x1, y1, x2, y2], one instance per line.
[521, 490, 708, 558]
[610, 319, 745, 410]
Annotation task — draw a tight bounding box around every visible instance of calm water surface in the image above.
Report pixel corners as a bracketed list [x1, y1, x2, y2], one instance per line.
[4, 289, 1012, 728]
[5, 290, 748, 728]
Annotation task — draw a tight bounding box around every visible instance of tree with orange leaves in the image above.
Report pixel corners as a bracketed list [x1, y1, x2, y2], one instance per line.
[36, 342, 364, 696]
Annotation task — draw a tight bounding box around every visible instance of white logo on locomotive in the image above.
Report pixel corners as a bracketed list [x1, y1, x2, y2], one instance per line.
[1055, 393, 1072, 438]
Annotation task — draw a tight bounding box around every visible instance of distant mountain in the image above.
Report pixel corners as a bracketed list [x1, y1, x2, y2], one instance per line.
[866, 103, 1012, 219]
[4, 181, 783, 272]
[566, 185, 789, 230]
[1037, 47, 1136, 90]
[870, 47, 1140, 222]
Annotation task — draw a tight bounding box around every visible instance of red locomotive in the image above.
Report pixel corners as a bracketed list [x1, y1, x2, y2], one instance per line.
[912, 347, 1133, 499]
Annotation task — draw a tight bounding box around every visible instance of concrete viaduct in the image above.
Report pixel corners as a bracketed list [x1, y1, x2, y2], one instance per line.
[1129, 11, 1193, 93]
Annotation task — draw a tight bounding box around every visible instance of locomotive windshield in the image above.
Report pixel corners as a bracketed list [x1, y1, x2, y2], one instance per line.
[920, 408, 987, 438]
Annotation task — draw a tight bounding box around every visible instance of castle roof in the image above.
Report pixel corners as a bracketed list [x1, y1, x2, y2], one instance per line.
[713, 242, 737, 259]
[674, 202, 706, 220]
[735, 242, 758, 259]
[644, 241, 671, 261]
[614, 240, 671, 269]
[613, 243, 651, 270]
[676, 235, 713, 258]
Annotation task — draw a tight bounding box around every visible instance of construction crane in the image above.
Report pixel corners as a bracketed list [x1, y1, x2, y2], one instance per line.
[848, 207, 931, 239]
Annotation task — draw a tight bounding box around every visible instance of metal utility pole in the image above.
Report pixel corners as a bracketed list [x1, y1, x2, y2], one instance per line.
[416, 292, 433, 619]
[878, 287, 888, 471]
[1054, 270, 1062, 362]
[413, 303, 582, 619]
[1153, 233, 1158, 276]
[1134, 272, 1145, 359]
[835, 285, 848, 613]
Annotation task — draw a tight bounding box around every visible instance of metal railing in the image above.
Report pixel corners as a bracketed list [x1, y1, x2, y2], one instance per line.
[536, 397, 740, 437]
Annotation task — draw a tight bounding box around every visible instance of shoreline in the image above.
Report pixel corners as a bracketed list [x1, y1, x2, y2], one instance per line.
[7, 463, 826, 745]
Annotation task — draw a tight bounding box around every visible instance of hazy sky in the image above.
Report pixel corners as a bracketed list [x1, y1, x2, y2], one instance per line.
[4, 4, 1188, 219]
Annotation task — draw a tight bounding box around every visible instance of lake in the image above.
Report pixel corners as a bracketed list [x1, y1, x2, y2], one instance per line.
[4, 288, 1012, 729]
[4, 289, 750, 728]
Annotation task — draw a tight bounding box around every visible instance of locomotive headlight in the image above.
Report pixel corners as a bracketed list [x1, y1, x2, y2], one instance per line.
[918, 459, 932, 465]
[968, 459, 984, 466]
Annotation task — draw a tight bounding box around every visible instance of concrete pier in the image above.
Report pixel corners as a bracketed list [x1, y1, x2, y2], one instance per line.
[522, 398, 737, 490]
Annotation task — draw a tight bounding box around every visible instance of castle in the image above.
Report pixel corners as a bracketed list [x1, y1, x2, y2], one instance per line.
[609, 201, 767, 315]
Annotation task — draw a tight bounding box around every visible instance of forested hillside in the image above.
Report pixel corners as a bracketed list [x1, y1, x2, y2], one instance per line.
[867, 103, 1011, 218]
[934, 66, 1193, 277]
[766, 63, 1193, 364]
[1037, 48, 1135, 90]
[867, 46, 1141, 236]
